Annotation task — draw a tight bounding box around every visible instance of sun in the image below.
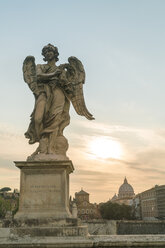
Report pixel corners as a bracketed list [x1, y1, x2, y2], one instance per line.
[89, 137, 122, 159]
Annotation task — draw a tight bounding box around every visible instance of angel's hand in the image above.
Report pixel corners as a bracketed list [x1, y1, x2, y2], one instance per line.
[53, 69, 62, 76]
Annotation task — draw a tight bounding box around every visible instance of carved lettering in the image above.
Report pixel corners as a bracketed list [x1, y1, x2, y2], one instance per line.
[29, 185, 61, 193]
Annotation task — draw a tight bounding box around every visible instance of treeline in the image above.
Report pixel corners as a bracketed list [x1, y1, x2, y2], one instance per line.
[0, 187, 136, 220]
[100, 201, 136, 220]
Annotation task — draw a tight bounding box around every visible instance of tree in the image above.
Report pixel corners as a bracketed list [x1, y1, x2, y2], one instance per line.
[100, 201, 135, 220]
[0, 196, 12, 218]
[0, 187, 11, 192]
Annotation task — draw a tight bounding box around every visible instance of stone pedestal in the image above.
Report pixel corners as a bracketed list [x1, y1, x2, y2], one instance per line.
[13, 160, 88, 237]
[14, 161, 73, 221]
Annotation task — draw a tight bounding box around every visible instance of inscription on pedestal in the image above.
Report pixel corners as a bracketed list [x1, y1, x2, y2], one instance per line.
[30, 185, 59, 193]
[21, 172, 62, 209]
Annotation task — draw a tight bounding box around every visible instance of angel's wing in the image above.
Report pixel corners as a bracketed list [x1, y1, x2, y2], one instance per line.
[67, 56, 94, 120]
[23, 56, 39, 96]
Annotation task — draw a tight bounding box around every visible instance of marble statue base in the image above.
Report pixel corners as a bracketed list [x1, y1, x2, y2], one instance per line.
[12, 160, 88, 236]
[14, 160, 73, 221]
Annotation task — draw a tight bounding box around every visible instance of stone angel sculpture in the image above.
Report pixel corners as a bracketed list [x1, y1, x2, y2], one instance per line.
[23, 44, 94, 161]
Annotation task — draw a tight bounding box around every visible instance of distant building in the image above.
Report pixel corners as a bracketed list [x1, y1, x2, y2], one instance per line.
[139, 187, 157, 220]
[155, 185, 165, 219]
[111, 193, 118, 201]
[139, 185, 165, 220]
[73, 189, 101, 220]
[111, 177, 135, 205]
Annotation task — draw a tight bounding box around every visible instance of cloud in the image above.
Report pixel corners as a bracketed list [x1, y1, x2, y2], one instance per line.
[59, 121, 165, 200]
[0, 122, 38, 161]
[129, 148, 165, 174]
[0, 157, 17, 170]
[0, 164, 19, 190]
[155, 128, 165, 140]
[133, 166, 165, 175]
[1, 121, 165, 202]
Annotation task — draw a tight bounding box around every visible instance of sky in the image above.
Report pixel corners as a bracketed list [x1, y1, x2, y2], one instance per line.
[0, 0, 165, 203]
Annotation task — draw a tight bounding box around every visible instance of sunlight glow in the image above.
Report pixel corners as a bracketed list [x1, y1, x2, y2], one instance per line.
[89, 137, 122, 159]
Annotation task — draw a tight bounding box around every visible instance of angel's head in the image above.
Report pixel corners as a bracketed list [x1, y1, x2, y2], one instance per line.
[42, 44, 59, 62]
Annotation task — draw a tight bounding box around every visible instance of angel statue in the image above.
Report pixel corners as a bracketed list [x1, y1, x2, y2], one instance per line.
[23, 44, 94, 161]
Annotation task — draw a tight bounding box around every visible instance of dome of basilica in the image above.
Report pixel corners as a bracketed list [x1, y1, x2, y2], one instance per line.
[118, 177, 135, 199]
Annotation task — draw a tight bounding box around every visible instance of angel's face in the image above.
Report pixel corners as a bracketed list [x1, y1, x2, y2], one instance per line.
[44, 50, 55, 62]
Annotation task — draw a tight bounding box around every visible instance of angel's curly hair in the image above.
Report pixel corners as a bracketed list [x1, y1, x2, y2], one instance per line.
[42, 44, 59, 62]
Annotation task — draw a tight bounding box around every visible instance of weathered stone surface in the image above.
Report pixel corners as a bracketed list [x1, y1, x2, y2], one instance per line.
[14, 161, 74, 221]
[84, 220, 165, 235]
[10, 226, 88, 237]
[3, 217, 81, 228]
[1, 231, 165, 247]
[84, 220, 117, 235]
[117, 220, 165, 235]
[0, 228, 10, 238]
